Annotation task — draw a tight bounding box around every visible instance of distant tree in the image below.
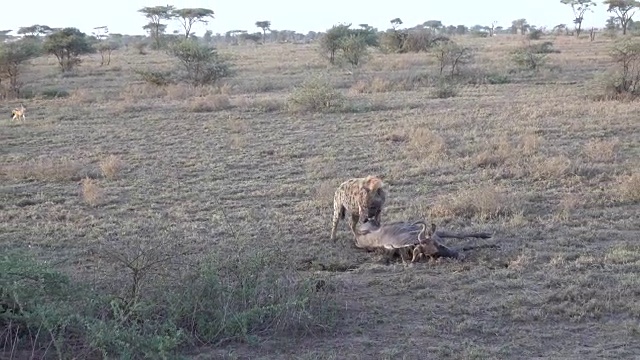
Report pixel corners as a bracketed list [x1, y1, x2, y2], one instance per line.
[606, 16, 623, 30]
[174, 8, 215, 39]
[352, 24, 379, 47]
[561, 0, 597, 37]
[0, 30, 13, 42]
[423, 20, 443, 30]
[203, 30, 213, 44]
[17, 24, 53, 38]
[553, 23, 570, 35]
[390, 18, 403, 30]
[604, 0, 640, 34]
[0, 38, 41, 97]
[43, 27, 93, 72]
[138, 5, 175, 49]
[456, 25, 468, 35]
[320, 24, 352, 64]
[255, 21, 271, 44]
[489, 21, 498, 36]
[511, 19, 530, 34]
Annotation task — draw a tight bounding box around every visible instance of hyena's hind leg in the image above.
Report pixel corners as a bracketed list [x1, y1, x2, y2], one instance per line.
[347, 212, 360, 242]
[330, 204, 345, 242]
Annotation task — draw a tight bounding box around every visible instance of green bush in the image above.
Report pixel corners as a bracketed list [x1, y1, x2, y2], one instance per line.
[134, 69, 173, 86]
[169, 39, 231, 86]
[0, 247, 335, 359]
[288, 76, 345, 112]
[511, 45, 548, 70]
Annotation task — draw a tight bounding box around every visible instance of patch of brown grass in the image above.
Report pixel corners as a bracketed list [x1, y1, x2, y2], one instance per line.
[583, 138, 619, 162]
[80, 177, 103, 206]
[120, 83, 167, 100]
[528, 155, 574, 181]
[1, 158, 83, 182]
[617, 173, 640, 203]
[99, 155, 123, 180]
[187, 95, 233, 112]
[429, 185, 515, 221]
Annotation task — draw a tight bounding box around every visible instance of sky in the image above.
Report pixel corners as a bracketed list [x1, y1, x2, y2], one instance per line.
[2, 0, 616, 36]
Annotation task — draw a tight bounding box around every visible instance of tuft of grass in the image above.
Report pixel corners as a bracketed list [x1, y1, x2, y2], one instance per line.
[187, 95, 233, 112]
[99, 155, 123, 180]
[583, 138, 619, 163]
[80, 177, 103, 206]
[617, 173, 640, 203]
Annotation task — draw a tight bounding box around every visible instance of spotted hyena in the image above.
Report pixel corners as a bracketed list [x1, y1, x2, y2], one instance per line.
[330, 175, 386, 243]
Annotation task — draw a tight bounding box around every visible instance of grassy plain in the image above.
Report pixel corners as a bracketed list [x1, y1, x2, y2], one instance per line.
[2, 34, 640, 358]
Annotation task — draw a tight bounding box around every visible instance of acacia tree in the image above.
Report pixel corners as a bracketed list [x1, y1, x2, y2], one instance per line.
[511, 18, 529, 34]
[604, 0, 640, 34]
[138, 5, 175, 49]
[0, 38, 41, 97]
[43, 28, 93, 72]
[174, 8, 215, 39]
[17, 24, 53, 38]
[561, 0, 597, 37]
[255, 21, 271, 44]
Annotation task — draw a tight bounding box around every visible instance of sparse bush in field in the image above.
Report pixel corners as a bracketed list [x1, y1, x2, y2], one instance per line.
[134, 41, 148, 55]
[380, 28, 449, 54]
[340, 34, 369, 66]
[431, 80, 457, 98]
[486, 73, 511, 84]
[134, 69, 173, 86]
[528, 28, 544, 40]
[432, 41, 474, 76]
[40, 88, 70, 98]
[511, 43, 549, 70]
[169, 39, 231, 86]
[95, 41, 119, 66]
[598, 38, 640, 99]
[319, 24, 376, 66]
[287, 76, 345, 112]
[43, 27, 94, 72]
[530, 41, 560, 54]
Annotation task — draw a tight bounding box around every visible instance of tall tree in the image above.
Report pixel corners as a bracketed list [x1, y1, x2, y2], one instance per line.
[174, 8, 215, 39]
[138, 5, 175, 49]
[511, 19, 529, 34]
[561, 0, 597, 37]
[604, 0, 640, 34]
[0, 38, 41, 97]
[255, 21, 271, 44]
[43, 27, 93, 72]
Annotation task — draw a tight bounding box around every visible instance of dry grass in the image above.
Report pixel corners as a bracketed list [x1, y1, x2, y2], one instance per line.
[2, 36, 640, 359]
[99, 155, 123, 180]
[187, 95, 232, 112]
[80, 177, 103, 206]
[617, 172, 640, 203]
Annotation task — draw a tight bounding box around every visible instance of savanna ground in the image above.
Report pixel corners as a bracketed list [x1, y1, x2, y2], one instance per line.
[2, 34, 640, 359]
